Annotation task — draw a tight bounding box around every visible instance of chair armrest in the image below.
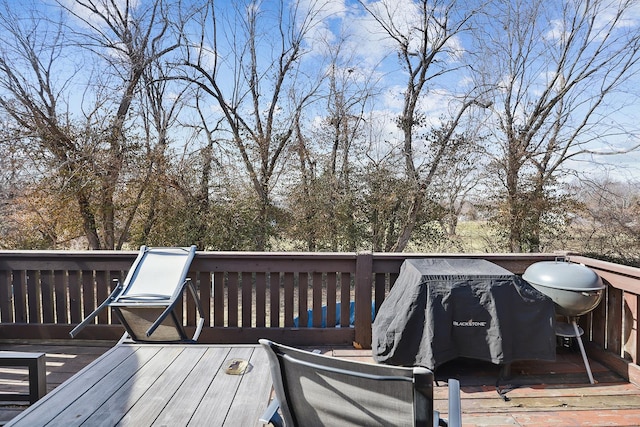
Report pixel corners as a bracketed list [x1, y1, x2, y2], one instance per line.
[259, 398, 283, 427]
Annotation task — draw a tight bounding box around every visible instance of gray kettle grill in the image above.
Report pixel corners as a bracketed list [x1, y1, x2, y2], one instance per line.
[523, 258, 605, 384]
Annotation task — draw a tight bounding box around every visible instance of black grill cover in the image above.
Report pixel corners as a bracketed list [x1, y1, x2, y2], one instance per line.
[373, 258, 556, 369]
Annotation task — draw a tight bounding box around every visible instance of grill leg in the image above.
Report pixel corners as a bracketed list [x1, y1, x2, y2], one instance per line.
[571, 320, 595, 385]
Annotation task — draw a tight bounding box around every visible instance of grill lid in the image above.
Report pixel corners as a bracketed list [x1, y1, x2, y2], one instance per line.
[522, 261, 604, 292]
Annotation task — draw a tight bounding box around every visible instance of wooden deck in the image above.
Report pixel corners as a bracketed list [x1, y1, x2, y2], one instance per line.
[0, 341, 114, 425]
[2, 341, 640, 426]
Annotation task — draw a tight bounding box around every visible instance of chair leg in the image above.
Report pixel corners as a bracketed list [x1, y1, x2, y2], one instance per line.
[447, 379, 462, 427]
[259, 398, 283, 427]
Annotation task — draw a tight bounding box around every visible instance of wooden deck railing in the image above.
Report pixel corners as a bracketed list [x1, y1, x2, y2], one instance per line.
[1, 250, 639, 383]
[569, 255, 640, 384]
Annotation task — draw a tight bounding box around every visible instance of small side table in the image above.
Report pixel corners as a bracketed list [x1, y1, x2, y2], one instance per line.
[0, 351, 47, 404]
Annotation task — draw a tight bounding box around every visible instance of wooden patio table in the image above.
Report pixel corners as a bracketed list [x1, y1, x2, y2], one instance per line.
[5, 343, 273, 426]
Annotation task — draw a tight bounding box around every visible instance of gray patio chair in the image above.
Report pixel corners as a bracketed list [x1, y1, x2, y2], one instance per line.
[70, 245, 204, 342]
[259, 339, 462, 427]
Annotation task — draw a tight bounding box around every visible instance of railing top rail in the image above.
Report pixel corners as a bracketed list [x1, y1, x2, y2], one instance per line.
[569, 255, 640, 279]
[2, 250, 637, 278]
[0, 250, 567, 257]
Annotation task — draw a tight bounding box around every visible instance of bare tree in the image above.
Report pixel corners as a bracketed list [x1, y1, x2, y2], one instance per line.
[295, 36, 377, 251]
[179, 0, 326, 250]
[128, 52, 191, 247]
[360, 0, 485, 251]
[431, 129, 484, 238]
[0, 2, 104, 248]
[0, 0, 186, 249]
[571, 177, 640, 263]
[55, 0, 183, 249]
[474, 0, 640, 252]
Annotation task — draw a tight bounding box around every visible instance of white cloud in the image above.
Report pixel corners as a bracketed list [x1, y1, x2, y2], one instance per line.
[58, 0, 141, 28]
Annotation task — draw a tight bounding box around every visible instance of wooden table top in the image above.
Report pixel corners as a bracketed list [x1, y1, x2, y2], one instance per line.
[5, 343, 273, 426]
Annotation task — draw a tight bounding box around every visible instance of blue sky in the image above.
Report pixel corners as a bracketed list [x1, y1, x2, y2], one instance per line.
[4, 0, 640, 181]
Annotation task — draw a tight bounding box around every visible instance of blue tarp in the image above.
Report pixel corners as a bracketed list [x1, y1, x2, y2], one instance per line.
[293, 302, 375, 328]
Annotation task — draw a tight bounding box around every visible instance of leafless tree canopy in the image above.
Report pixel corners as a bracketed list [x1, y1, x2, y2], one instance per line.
[0, 0, 639, 259]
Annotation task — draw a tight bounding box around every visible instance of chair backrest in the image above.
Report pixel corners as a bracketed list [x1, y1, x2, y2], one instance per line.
[117, 246, 196, 301]
[259, 339, 434, 427]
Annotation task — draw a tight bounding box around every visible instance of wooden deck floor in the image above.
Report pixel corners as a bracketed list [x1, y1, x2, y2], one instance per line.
[0, 341, 115, 425]
[2, 341, 640, 426]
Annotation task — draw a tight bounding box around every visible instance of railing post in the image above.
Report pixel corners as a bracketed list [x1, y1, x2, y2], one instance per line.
[354, 251, 373, 349]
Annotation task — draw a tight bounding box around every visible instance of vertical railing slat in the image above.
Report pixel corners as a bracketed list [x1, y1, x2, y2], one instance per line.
[0, 270, 14, 323]
[312, 272, 323, 327]
[13, 270, 27, 323]
[283, 272, 294, 327]
[241, 272, 252, 327]
[227, 273, 238, 327]
[199, 271, 212, 327]
[54, 270, 67, 324]
[82, 271, 95, 325]
[298, 272, 308, 328]
[389, 273, 399, 290]
[27, 270, 40, 323]
[270, 273, 281, 328]
[213, 272, 225, 327]
[325, 273, 337, 328]
[374, 273, 386, 320]
[607, 286, 624, 356]
[41, 271, 54, 324]
[255, 272, 266, 328]
[592, 287, 607, 348]
[340, 273, 351, 328]
[109, 271, 123, 325]
[95, 271, 109, 324]
[68, 271, 82, 324]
